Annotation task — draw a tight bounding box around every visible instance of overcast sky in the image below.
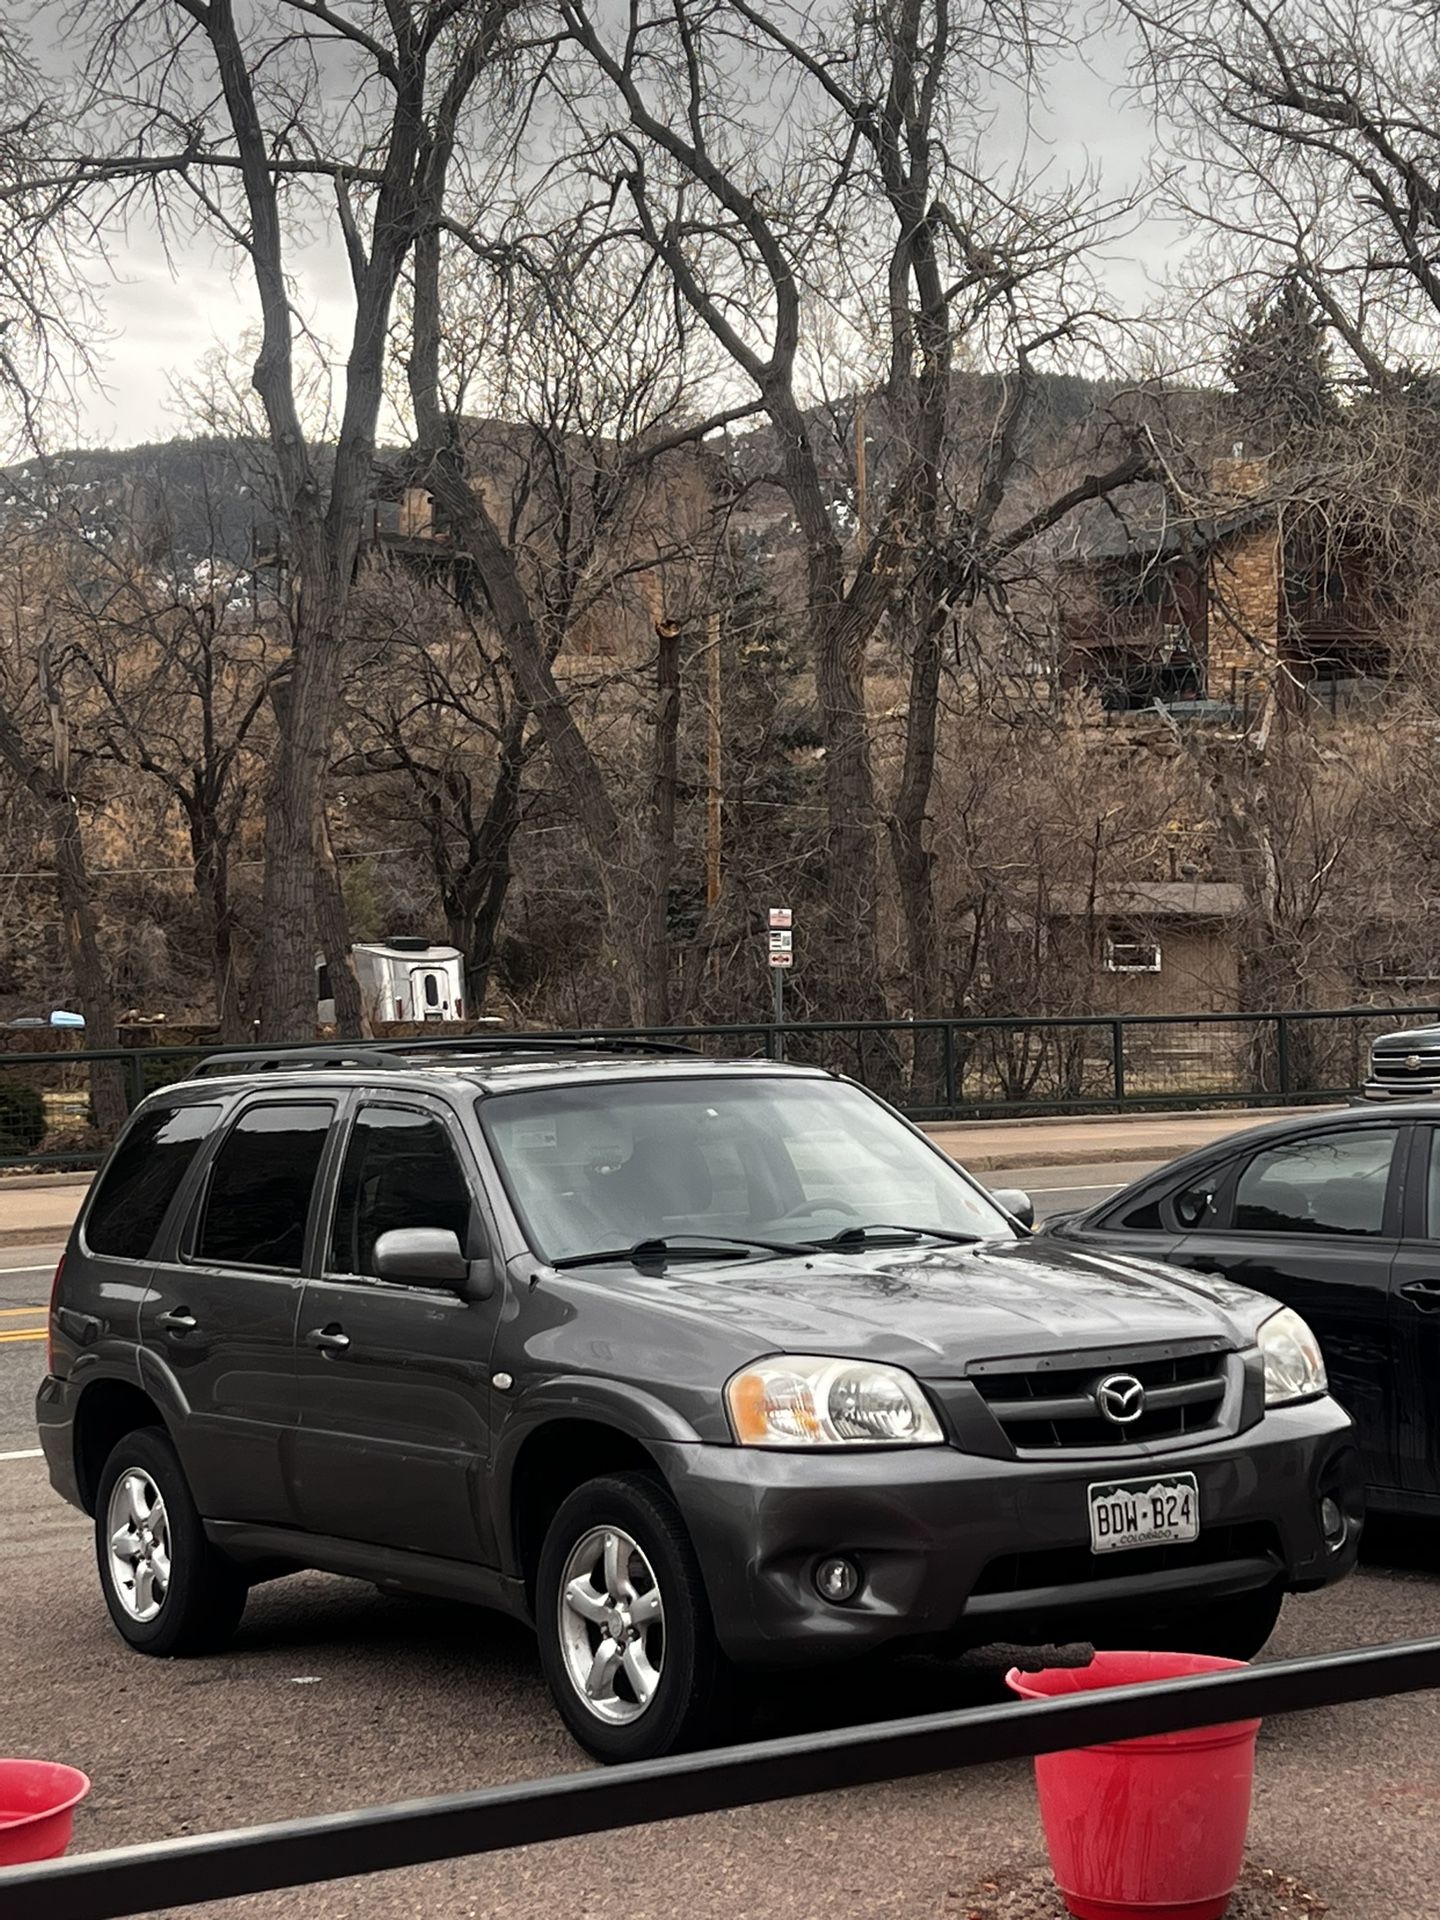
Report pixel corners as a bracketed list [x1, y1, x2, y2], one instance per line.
[63, 18, 1163, 449]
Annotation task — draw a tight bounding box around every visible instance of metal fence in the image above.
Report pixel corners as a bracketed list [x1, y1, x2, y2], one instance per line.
[1, 1004, 1434, 1169]
[3, 1635, 1439, 1919]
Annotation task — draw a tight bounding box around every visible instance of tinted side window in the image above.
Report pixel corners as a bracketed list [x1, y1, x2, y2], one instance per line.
[196, 1103, 333, 1271]
[86, 1104, 220, 1259]
[1427, 1131, 1440, 1238]
[329, 1105, 474, 1278]
[1233, 1128, 1396, 1237]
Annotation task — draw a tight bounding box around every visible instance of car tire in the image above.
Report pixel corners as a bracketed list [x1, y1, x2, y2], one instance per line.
[95, 1426, 248, 1657]
[1121, 1583, 1287, 1663]
[536, 1471, 737, 1762]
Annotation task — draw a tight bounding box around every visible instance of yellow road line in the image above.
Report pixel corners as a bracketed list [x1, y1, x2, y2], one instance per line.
[0, 1329, 46, 1345]
[0, 1307, 46, 1318]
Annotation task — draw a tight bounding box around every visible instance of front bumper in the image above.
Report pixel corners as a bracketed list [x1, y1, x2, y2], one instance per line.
[1363, 1079, 1440, 1101]
[662, 1397, 1362, 1667]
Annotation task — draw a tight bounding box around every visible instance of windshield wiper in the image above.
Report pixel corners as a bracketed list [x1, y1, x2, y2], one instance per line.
[551, 1232, 820, 1271]
[809, 1222, 986, 1251]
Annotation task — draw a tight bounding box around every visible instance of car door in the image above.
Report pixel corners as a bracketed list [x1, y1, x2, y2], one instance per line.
[139, 1096, 336, 1526]
[1388, 1122, 1440, 1502]
[1170, 1121, 1405, 1491]
[290, 1093, 502, 1564]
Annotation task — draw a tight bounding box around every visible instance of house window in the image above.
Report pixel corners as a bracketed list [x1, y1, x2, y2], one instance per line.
[1104, 932, 1162, 973]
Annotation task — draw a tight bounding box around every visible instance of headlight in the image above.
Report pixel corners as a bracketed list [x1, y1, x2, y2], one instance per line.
[1260, 1307, 1328, 1405]
[726, 1355, 944, 1447]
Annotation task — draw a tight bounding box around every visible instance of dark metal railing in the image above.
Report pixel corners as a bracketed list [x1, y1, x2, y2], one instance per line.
[1, 1003, 1434, 1168]
[3, 1636, 1438, 1920]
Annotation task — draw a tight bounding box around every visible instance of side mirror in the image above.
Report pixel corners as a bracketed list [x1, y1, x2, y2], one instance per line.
[990, 1188, 1035, 1231]
[373, 1227, 492, 1296]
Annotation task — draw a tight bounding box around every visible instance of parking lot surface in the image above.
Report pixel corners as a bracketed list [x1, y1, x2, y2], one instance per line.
[2, 1197, 1439, 1920]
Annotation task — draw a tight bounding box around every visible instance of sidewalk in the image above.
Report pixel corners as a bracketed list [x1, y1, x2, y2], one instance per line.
[0, 1104, 1332, 1248]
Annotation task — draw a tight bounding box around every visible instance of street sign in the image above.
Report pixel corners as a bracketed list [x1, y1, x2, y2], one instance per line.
[768, 906, 792, 929]
[768, 950, 793, 968]
[768, 930, 792, 953]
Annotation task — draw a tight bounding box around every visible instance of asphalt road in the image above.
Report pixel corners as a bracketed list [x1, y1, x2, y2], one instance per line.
[5, 1169, 1440, 1918]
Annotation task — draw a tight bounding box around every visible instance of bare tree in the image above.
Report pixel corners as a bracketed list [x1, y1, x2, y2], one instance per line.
[552, 0, 1149, 1016]
[0, 533, 125, 1132]
[14, 1, 520, 1036]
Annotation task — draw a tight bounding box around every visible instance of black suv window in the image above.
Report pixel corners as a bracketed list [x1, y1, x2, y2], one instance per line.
[328, 1104, 474, 1279]
[1233, 1127, 1396, 1237]
[86, 1103, 220, 1259]
[195, 1102, 333, 1271]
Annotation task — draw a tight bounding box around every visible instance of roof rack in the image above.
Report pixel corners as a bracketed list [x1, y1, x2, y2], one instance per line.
[184, 1033, 707, 1080]
[187, 1046, 401, 1080]
[380, 1034, 706, 1060]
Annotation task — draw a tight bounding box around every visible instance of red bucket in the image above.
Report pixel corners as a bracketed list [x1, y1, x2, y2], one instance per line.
[0, 1759, 91, 1866]
[1006, 1652, 1259, 1920]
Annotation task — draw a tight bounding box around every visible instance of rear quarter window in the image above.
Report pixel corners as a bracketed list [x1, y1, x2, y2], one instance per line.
[85, 1104, 221, 1259]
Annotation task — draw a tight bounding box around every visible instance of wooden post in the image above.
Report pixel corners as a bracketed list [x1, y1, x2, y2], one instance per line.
[706, 612, 722, 907]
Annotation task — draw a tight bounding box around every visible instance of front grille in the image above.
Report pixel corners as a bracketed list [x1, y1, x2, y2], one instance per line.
[971, 1350, 1229, 1452]
[970, 1522, 1280, 1597]
[1370, 1049, 1440, 1083]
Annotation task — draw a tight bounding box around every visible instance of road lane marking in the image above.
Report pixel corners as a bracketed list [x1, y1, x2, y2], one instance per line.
[0, 1329, 46, 1344]
[0, 1307, 46, 1318]
[0, 1449, 42, 1461]
[0, 1260, 62, 1274]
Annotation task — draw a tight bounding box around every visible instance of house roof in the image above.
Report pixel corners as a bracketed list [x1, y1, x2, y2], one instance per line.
[1045, 882, 1246, 920]
[1055, 485, 1273, 565]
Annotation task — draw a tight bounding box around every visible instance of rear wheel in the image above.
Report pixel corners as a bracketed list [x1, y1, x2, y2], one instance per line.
[536, 1472, 737, 1762]
[95, 1427, 248, 1657]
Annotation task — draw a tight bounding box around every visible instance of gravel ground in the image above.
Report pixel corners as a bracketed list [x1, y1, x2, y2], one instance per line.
[960, 1863, 1330, 1919]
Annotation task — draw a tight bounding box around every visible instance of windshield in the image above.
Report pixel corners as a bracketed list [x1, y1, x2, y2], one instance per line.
[477, 1075, 1013, 1264]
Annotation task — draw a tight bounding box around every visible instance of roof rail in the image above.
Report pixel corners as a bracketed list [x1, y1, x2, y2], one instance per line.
[186, 1045, 400, 1080]
[379, 1034, 706, 1060]
[184, 1033, 708, 1080]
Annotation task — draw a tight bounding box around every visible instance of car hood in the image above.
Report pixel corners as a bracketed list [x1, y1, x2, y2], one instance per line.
[565, 1236, 1265, 1375]
[1373, 1024, 1440, 1050]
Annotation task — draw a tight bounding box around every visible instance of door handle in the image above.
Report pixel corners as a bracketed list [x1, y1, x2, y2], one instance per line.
[306, 1325, 351, 1354]
[1399, 1281, 1440, 1313]
[157, 1308, 198, 1333]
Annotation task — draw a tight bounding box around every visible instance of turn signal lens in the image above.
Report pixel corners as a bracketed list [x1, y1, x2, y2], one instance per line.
[726, 1355, 943, 1447]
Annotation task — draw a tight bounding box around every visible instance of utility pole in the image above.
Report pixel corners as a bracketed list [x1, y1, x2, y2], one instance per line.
[706, 611, 722, 907]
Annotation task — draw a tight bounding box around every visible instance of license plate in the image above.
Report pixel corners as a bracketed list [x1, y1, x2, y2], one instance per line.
[1088, 1473, 1200, 1555]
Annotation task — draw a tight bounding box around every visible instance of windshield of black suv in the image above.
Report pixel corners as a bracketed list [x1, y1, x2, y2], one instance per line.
[477, 1074, 1014, 1264]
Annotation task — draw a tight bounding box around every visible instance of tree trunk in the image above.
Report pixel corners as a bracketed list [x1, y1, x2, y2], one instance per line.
[187, 810, 247, 1043]
[50, 792, 126, 1137]
[889, 595, 945, 1019]
[316, 812, 368, 1038]
[648, 622, 682, 1027]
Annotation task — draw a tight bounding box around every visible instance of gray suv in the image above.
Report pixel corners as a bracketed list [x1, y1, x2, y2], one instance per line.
[37, 1039, 1362, 1761]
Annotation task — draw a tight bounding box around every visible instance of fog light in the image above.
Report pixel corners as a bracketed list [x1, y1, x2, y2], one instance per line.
[815, 1556, 861, 1603]
[1321, 1495, 1345, 1547]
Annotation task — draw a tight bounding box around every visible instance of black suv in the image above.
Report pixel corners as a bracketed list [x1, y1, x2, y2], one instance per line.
[38, 1040, 1362, 1761]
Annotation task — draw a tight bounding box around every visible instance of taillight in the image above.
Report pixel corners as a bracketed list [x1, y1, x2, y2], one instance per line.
[46, 1252, 65, 1373]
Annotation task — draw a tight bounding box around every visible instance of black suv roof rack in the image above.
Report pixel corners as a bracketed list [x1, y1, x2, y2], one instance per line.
[185, 1033, 707, 1080]
[187, 1046, 400, 1079]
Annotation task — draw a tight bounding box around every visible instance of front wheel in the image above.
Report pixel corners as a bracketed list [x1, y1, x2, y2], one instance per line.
[95, 1426, 248, 1657]
[536, 1471, 737, 1762]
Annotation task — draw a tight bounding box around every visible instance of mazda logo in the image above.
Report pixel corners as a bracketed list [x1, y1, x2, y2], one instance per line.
[1095, 1373, 1147, 1426]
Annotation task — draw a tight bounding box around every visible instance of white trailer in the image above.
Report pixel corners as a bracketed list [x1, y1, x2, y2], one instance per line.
[317, 939, 467, 1025]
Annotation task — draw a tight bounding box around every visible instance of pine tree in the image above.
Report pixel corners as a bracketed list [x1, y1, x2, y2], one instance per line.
[1224, 275, 1336, 448]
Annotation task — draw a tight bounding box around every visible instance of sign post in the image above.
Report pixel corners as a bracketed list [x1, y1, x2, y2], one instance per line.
[767, 907, 792, 1060]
